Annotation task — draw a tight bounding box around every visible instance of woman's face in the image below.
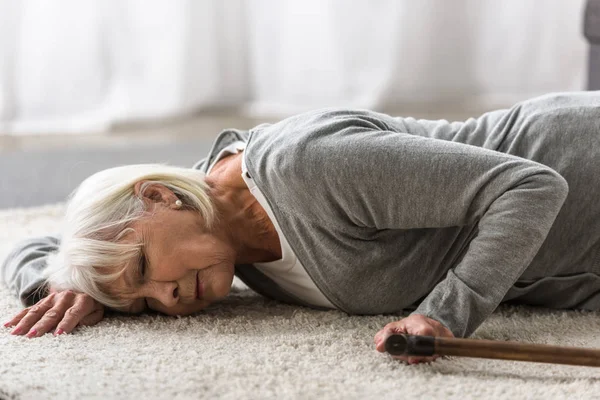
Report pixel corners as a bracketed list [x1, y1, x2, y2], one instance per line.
[113, 203, 236, 316]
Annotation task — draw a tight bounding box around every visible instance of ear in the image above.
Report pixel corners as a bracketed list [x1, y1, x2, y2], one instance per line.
[133, 181, 179, 207]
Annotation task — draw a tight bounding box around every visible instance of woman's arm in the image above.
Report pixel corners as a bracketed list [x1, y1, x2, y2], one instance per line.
[2, 235, 105, 338]
[296, 126, 568, 338]
[1, 235, 61, 306]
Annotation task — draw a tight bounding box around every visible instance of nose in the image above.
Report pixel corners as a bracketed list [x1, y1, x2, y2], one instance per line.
[153, 282, 179, 308]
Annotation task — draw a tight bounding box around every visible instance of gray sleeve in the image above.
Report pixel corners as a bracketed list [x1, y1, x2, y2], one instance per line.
[310, 128, 568, 338]
[193, 129, 251, 173]
[1, 235, 60, 306]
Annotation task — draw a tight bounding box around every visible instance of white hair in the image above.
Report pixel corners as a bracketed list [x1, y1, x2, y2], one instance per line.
[40, 164, 217, 310]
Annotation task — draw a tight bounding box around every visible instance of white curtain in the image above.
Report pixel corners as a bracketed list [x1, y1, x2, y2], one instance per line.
[0, 0, 588, 134]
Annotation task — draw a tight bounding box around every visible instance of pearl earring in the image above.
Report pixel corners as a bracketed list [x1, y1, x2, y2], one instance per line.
[175, 199, 182, 208]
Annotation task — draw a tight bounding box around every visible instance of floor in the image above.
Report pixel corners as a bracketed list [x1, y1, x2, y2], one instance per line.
[0, 107, 484, 209]
[0, 112, 263, 209]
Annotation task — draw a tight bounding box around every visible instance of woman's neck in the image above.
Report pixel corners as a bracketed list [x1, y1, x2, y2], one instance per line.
[203, 152, 282, 264]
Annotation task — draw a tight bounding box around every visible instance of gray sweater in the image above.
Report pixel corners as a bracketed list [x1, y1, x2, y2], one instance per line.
[3, 91, 600, 338]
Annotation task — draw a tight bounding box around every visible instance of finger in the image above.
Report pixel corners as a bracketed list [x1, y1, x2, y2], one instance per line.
[406, 319, 439, 336]
[408, 356, 430, 365]
[374, 331, 386, 352]
[78, 306, 104, 326]
[375, 330, 394, 353]
[11, 294, 57, 336]
[381, 321, 404, 334]
[374, 326, 394, 341]
[23, 291, 76, 338]
[391, 352, 438, 364]
[25, 291, 81, 338]
[374, 328, 390, 349]
[391, 355, 409, 362]
[26, 307, 65, 338]
[376, 324, 408, 353]
[3, 307, 31, 328]
[374, 330, 382, 344]
[53, 294, 98, 335]
[392, 355, 431, 364]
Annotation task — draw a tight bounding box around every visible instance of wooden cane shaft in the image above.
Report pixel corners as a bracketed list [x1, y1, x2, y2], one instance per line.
[435, 337, 600, 367]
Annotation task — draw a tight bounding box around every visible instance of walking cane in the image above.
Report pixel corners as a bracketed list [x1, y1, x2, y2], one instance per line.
[384, 334, 600, 367]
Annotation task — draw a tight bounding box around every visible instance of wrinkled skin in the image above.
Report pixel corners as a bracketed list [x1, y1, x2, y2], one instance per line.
[374, 314, 455, 364]
[3, 287, 104, 338]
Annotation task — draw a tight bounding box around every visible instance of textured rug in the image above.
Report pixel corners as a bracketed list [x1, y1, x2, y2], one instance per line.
[1, 205, 600, 400]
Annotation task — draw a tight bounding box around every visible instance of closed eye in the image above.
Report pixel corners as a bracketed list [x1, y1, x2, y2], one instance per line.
[138, 251, 147, 284]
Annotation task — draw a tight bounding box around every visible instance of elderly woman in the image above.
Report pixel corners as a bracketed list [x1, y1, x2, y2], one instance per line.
[2, 91, 600, 365]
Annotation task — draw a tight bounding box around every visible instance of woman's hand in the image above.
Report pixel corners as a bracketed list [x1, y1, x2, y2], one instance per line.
[3, 288, 104, 338]
[374, 314, 455, 364]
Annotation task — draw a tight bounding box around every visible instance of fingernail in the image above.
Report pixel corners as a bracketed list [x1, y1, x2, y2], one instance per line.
[11, 327, 21, 335]
[54, 329, 64, 336]
[3, 322, 11, 327]
[26, 329, 37, 337]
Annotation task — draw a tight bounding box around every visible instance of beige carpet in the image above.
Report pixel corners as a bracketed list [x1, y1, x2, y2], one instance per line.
[1, 205, 600, 400]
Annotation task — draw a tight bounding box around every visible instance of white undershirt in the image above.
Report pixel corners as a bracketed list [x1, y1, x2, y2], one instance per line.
[206, 141, 336, 309]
